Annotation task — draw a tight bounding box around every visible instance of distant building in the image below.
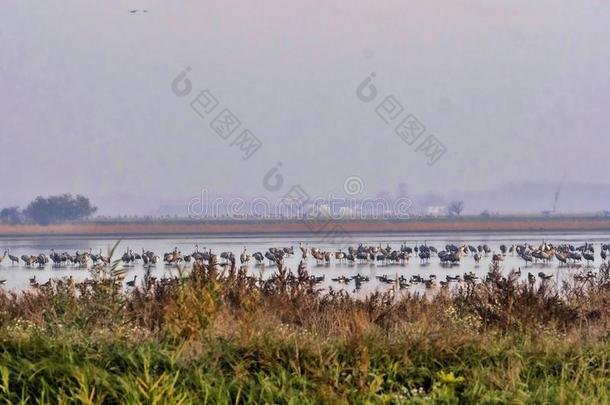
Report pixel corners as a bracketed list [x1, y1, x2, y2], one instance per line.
[426, 206, 447, 217]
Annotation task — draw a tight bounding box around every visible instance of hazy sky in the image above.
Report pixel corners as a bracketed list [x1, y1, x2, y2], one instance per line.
[1, 1, 609, 214]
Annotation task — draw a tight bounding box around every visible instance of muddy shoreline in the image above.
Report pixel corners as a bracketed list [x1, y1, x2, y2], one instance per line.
[1, 217, 610, 238]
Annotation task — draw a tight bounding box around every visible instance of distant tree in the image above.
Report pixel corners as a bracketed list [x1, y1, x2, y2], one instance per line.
[448, 200, 465, 216]
[0, 206, 23, 224]
[24, 194, 97, 225]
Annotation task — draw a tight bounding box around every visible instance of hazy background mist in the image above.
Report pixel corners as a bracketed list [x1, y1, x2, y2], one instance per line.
[1, 0, 609, 215]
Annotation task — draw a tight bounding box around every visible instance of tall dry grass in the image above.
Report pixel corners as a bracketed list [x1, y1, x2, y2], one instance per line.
[1, 260, 610, 403]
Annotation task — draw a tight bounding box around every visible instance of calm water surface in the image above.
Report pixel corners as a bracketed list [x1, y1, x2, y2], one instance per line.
[0, 231, 608, 294]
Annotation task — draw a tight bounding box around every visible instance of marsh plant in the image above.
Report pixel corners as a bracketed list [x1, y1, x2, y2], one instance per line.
[1, 258, 610, 403]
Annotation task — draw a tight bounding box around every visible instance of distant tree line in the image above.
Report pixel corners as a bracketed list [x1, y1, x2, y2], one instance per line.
[0, 194, 97, 225]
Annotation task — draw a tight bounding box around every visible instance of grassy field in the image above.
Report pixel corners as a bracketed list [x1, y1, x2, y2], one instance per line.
[2, 259, 610, 403]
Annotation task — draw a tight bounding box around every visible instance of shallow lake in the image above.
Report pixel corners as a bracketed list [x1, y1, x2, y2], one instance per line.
[0, 231, 608, 294]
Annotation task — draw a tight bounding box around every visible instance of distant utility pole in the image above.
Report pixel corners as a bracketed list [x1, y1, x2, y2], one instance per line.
[552, 175, 566, 213]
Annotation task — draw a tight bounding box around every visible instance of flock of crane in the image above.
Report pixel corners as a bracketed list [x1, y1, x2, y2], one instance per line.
[0, 241, 608, 289]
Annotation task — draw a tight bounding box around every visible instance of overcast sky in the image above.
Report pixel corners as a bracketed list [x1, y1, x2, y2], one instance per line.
[1, 1, 609, 214]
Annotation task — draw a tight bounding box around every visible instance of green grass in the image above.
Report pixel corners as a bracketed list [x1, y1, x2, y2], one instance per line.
[2, 328, 610, 403]
[1, 261, 610, 403]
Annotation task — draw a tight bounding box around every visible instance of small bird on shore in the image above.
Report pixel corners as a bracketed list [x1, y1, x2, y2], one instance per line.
[126, 275, 138, 287]
[492, 252, 503, 263]
[8, 250, 19, 265]
[473, 252, 481, 264]
[240, 248, 251, 265]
